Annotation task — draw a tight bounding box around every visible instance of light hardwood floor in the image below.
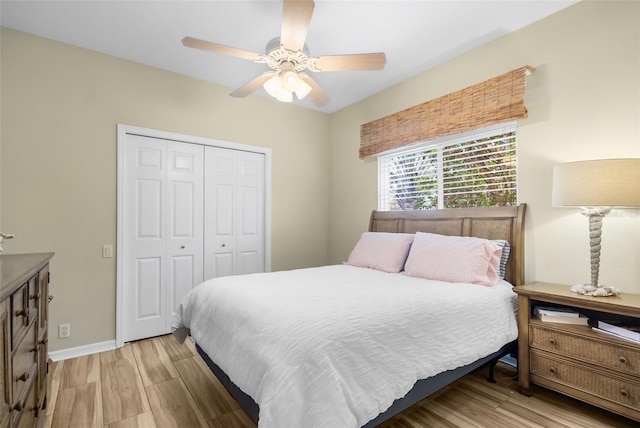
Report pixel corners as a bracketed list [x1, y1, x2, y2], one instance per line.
[44, 335, 637, 428]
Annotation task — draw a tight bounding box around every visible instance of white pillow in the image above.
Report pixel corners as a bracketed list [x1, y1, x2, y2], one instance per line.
[346, 232, 415, 273]
[404, 232, 502, 285]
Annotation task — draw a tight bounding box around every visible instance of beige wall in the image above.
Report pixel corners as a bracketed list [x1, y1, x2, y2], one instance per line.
[1, 28, 330, 351]
[329, 0, 640, 292]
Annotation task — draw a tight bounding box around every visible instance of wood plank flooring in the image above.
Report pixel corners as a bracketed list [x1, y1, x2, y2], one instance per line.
[44, 335, 637, 427]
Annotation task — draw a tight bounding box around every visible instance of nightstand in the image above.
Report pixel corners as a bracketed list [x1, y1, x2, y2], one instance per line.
[514, 282, 640, 422]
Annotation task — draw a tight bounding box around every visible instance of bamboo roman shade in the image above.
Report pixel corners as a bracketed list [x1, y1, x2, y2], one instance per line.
[359, 66, 533, 158]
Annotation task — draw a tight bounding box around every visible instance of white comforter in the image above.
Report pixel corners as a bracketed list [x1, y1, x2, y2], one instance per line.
[173, 264, 518, 428]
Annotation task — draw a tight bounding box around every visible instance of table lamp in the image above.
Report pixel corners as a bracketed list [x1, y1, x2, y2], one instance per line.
[552, 158, 640, 296]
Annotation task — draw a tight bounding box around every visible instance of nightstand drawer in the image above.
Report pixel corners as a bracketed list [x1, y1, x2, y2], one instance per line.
[531, 350, 640, 410]
[530, 323, 640, 377]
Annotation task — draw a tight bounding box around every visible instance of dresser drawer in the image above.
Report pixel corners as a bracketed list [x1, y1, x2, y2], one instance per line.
[531, 350, 640, 410]
[10, 283, 29, 346]
[27, 274, 39, 320]
[12, 368, 37, 428]
[11, 320, 37, 404]
[530, 323, 640, 377]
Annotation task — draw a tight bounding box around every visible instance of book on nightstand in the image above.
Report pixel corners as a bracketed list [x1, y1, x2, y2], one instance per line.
[534, 306, 589, 325]
[534, 306, 581, 317]
[595, 320, 640, 342]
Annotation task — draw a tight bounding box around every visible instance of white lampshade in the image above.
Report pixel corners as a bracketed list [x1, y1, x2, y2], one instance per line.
[282, 71, 299, 92]
[263, 75, 282, 98]
[552, 158, 640, 208]
[295, 79, 312, 100]
[263, 74, 293, 103]
[275, 89, 293, 103]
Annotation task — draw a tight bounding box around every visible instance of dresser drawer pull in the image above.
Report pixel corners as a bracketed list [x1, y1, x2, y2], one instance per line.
[16, 371, 29, 382]
[15, 308, 27, 317]
[29, 294, 40, 300]
[619, 356, 628, 364]
[620, 389, 629, 398]
[549, 367, 557, 374]
[39, 338, 48, 346]
[13, 400, 25, 412]
[48, 295, 54, 303]
[549, 338, 557, 345]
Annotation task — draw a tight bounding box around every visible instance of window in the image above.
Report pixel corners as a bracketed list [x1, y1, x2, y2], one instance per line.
[378, 122, 517, 211]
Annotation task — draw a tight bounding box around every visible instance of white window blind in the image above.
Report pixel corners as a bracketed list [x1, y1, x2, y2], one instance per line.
[378, 122, 517, 211]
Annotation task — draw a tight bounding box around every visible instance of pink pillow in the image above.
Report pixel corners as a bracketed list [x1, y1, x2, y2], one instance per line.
[346, 232, 415, 273]
[403, 232, 502, 285]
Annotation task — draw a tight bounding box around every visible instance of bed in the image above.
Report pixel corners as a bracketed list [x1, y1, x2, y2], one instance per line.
[173, 204, 526, 427]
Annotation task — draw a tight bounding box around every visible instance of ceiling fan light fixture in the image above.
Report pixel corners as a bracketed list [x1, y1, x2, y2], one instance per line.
[264, 71, 308, 103]
[282, 70, 300, 92]
[275, 89, 293, 103]
[263, 74, 294, 103]
[295, 79, 312, 100]
[263, 75, 283, 98]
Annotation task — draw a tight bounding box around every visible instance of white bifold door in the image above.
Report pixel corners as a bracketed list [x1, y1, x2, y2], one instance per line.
[121, 134, 266, 342]
[204, 147, 265, 278]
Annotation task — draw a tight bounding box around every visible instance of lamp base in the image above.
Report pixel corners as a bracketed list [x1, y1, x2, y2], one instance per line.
[570, 283, 619, 297]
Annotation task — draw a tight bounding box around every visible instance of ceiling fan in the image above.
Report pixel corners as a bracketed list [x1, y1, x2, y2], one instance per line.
[182, 0, 386, 107]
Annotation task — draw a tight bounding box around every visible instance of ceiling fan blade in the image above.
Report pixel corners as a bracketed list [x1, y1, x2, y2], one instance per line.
[312, 53, 387, 71]
[182, 37, 262, 62]
[280, 0, 315, 52]
[299, 73, 328, 107]
[230, 72, 276, 98]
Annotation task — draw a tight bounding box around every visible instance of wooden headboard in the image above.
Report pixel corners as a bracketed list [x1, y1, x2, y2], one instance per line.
[369, 204, 526, 286]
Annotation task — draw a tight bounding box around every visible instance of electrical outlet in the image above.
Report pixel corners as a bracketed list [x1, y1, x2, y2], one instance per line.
[58, 323, 71, 339]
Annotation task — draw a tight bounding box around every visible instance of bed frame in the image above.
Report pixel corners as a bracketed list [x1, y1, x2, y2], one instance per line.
[196, 204, 526, 427]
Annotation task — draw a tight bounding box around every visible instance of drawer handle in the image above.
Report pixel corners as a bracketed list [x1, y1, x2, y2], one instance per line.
[39, 338, 48, 346]
[48, 295, 54, 303]
[13, 400, 25, 412]
[549, 367, 557, 374]
[549, 338, 557, 345]
[619, 356, 628, 364]
[15, 309, 27, 317]
[16, 372, 29, 382]
[620, 389, 629, 398]
[29, 294, 40, 300]
[29, 347, 37, 353]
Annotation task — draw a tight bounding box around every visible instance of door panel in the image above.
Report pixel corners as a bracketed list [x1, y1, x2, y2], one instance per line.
[212, 253, 234, 278]
[204, 147, 236, 280]
[137, 179, 163, 239]
[136, 257, 162, 319]
[239, 251, 259, 275]
[123, 136, 203, 342]
[172, 255, 195, 312]
[236, 151, 265, 275]
[204, 147, 266, 280]
[124, 135, 167, 341]
[166, 141, 203, 328]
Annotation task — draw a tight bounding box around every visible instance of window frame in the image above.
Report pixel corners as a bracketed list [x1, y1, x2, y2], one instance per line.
[378, 122, 518, 211]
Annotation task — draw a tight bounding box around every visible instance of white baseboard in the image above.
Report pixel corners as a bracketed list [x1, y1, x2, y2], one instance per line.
[48, 340, 117, 362]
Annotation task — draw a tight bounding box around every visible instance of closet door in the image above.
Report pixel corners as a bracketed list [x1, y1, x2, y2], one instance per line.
[204, 147, 265, 279]
[166, 141, 204, 316]
[122, 135, 203, 342]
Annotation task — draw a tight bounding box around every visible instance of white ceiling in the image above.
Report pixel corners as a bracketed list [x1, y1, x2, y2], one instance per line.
[0, 0, 578, 113]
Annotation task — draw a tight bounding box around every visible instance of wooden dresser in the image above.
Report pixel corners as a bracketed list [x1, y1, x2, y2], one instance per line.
[0, 253, 53, 428]
[515, 282, 640, 422]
